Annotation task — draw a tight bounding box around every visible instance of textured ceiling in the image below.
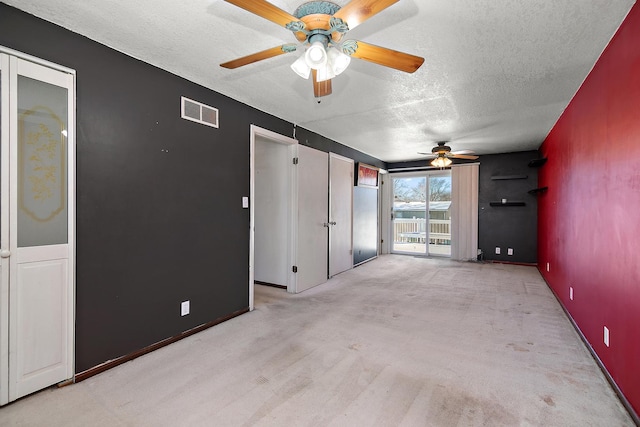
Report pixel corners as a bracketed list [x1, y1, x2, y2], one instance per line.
[4, 0, 635, 162]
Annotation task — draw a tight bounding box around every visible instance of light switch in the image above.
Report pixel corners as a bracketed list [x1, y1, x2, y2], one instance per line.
[242, 196, 249, 208]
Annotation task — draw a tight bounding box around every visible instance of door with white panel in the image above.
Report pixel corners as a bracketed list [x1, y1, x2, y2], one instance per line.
[0, 52, 75, 405]
[329, 153, 353, 277]
[295, 145, 328, 292]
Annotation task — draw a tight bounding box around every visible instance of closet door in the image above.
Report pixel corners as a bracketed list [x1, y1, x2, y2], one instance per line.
[0, 54, 75, 404]
[328, 153, 353, 277]
[296, 145, 328, 292]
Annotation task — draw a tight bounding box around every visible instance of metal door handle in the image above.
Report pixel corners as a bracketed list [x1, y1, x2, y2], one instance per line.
[0, 249, 10, 258]
[330, 221, 337, 225]
[323, 223, 330, 227]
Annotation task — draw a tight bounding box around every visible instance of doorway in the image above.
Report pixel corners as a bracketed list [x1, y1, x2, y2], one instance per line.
[249, 127, 331, 308]
[391, 171, 452, 257]
[250, 126, 297, 309]
[0, 49, 75, 405]
[254, 134, 293, 290]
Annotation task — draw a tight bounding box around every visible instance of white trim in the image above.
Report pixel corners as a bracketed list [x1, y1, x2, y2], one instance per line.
[180, 96, 219, 128]
[0, 53, 10, 406]
[249, 125, 298, 310]
[0, 46, 75, 76]
[378, 170, 391, 255]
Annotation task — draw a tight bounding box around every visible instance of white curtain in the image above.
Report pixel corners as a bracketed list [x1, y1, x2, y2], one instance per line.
[451, 163, 479, 261]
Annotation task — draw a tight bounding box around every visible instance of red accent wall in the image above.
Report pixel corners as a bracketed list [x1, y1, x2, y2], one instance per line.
[538, 3, 640, 416]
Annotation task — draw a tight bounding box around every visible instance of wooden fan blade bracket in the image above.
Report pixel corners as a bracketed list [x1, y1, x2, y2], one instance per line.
[291, 16, 350, 42]
[288, 3, 350, 42]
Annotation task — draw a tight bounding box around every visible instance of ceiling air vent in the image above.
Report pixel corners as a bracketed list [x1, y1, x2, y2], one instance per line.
[181, 96, 219, 128]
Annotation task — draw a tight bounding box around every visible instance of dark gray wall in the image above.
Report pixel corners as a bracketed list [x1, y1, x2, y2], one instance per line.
[0, 4, 384, 373]
[295, 127, 386, 173]
[388, 152, 539, 264]
[478, 151, 540, 263]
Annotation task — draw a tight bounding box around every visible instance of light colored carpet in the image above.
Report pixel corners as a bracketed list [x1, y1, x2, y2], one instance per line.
[0, 255, 633, 426]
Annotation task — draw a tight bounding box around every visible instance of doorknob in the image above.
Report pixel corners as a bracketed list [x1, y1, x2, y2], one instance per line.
[0, 249, 10, 258]
[323, 223, 330, 227]
[330, 221, 337, 225]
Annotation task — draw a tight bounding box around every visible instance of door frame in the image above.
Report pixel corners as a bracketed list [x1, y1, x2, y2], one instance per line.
[249, 125, 297, 310]
[388, 170, 452, 257]
[0, 46, 76, 405]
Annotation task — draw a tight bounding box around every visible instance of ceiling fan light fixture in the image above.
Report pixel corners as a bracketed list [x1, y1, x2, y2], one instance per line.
[431, 155, 452, 168]
[327, 47, 351, 76]
[291, 55, 311, 79]
[305, 40, 328, 70]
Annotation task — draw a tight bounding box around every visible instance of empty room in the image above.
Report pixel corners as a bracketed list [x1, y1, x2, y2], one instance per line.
[0, 1, 638, 425]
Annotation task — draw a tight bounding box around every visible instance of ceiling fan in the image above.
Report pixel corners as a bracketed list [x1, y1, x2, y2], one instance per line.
[419, 142, 479, 167]
[220, 0, 425, 98]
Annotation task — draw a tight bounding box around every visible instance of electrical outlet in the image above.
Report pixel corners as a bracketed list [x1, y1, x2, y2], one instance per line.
[507, 248, 513, 256]
[181, 300, 190, 316]
[604, 326, 610, 347]
[495, 247, 501, 254]
[546, 262, 550, 272]
[570, 287, 574, 301]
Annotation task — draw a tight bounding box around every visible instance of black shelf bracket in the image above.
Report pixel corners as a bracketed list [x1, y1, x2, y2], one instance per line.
[489, 201, 526, 206]
[490, 175, 528, 180]
[528, 158, 547, 167]
[528, 186, 548, 195]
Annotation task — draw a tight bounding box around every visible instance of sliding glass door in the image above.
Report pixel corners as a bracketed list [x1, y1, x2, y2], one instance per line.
[391, 171, 451, 256]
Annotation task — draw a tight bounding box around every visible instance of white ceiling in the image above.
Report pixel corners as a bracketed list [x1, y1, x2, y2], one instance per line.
[5, 0, 635, 162]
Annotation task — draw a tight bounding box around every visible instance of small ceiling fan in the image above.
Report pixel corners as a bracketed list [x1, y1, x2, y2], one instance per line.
[419, 141, 479, 167]
[220, 0, 425, 98]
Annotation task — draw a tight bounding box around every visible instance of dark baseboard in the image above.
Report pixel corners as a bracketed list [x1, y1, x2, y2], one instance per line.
[539, 268, 639, 426]
[74, 307, 250, 383]
[487, 260, 538, 267]
[354, 255, 378, 267]
[254, 280, 287, 289]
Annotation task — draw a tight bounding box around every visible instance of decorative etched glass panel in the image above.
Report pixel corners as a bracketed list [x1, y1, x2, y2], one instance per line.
[17, 76, 68, 247]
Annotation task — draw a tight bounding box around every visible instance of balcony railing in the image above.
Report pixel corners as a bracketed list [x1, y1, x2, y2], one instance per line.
[393, 218, 451, 244]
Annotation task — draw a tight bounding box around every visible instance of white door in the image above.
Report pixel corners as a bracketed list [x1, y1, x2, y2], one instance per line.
[295, 145, 328, 292]
[0, 53, 75, 405]
[254, 135, 291, 287]
[329, 153, 353, 277]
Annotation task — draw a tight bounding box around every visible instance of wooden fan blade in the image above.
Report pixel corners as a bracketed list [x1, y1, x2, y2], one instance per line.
[452, 150, 475, 155]
[224, 0, 304, 29]
[450, 154, 479, 160]
[349, 41, 424, 73]
[333, 0, 399, 30]
[418, 152, 437, 158]
[220, 45, 296, 69]
[312, 69, 332, 98]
